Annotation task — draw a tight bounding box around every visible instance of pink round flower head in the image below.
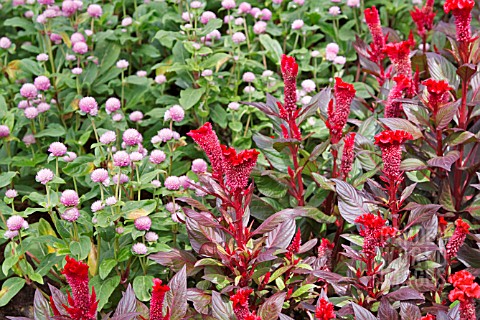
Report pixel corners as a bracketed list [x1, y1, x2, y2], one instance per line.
[37, 14, 47, 24]
[91, 200, 104, 212]
[61, 207, 80, 222]
[232, 32, 246, 44]
[145, 231, 158, 242]
[222, 0, 236, 9]
[24, 107, 39, 119]
[113, 151, 131, 167]
[179, 175, 192, 189]
[4, 230, 19, 239]
[136, 70, 147, 77]
[17, 100, 28, 109]
[253, 21, 267, 34]
[22, 134, 36, 146]
[72, 68, 83, 75]
[36, 168, 54, 185]
[112, 173, 129, 184]
[235, 17, 244, 26]
[151, 179, 161, 188]
[5, 189, 17, 198]
[91, 168, 109, 183]
[224, 15, 234, 23]
[334, 56, 346, 65]
[347, 0, 360, 7]
[112, 112, 123, 122]
[201, 69, 213, 77]
[73, 41, 88, 54]
[37, 102, 50, 113]
[20, 83, 37, 99]
[157, 128, 174, 142]
[0, 125, 10, 138]
[260, 8, 272, 21]
[63, 152, 77, 162]
[166, 202, 181, 213]
[7, 215, 25, 231]
[60, 189, 79, 207]
[105, 196, 117, 206]
[150, 150, 166, 164]
[326, 42, 339, 61]
[238, 1, 251, 13]
[70, 32, 85, 45]
[155, 74, 166, 84]
[66, 54, 76, 61]
[329, 6, 341, 15]
[301, 79, 316, 93]
[100, 131, 116, 144]
[200, 11, 216, 24]
[243, 85, 255, 94]
[48, 142, 67, 157]
[292, 19, 304, 30]
[62, 0, 77, 16]
[190, 1, 202, 8]
[132, 243, 148, 255]
[192, 158, 207, 173]
[173, 132, 180, 140]
[134, 216, 152, 231]
[294, 0, 304, 5]
[116, 59, 129, 69]
[87, 4, 102, 18]
[242, 72, 256, 83]
[50, 33, 62, 44]
[34, 76, 51, 91]
[182, 11, 193, 22]
[167, 105, 185, 122]
[0, 37, 12, 49]
[122, 128, 142, 146]
[250, 7, 261, 18]
[37, 53, 49, 62]
[79, 97, 98, 116]
[228, 102, 240, 110]
[164, 176, 181, 190]
[115, 226, 124, 234]
[105, 97, 121, 114]
[122, 16, 133, 26]
[129, 151, 143, 162]
[129, 111, 143, 122]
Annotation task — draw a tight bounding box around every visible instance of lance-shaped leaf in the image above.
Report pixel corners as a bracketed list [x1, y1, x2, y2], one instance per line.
[427, 151, 460, 171]
[332, 179, 371, 224]
[167, 265, 187, 320]
[258, 292, 286, 320]
[149, 249, 198, 275]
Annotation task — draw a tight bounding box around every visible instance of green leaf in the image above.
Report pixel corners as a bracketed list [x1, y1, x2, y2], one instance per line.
[2, 256, 19, 276]
[70, 236, 92, 260]
[99, 258, 117, 280]
[133, 275, 154, 301]
[179, 87, 206, 110]
[96, 275, 121, 310]
[0, 277, 26, 307]
[210, 105, 228, 129]
[0, 171, 17, 188]
[35, 123, 66, 138]
[256, 176, 288, 199]
[259, 34, 283, 64]
[291, 284, 317, 298]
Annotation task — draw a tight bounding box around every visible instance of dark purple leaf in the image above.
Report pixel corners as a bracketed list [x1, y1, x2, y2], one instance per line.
[33, 289, 50, 320]
[110, 313, 141, 320]
[175, 197, 210, 212]
[243, 101, 278, 117]
[435, 101, 459, 130]
[387, 288, 424, 303]
[298, 88, 331, 123]
[399, 302, 421, 320]
[457, 245, 480, 268]
[332, 179, 370, 224]
[379, 118, 423, 139]
[406, 204, 442, 225]
[251, 208, 306, 236]
[6, 317, 32, 320]
[278, 314, 295, 320]
[456, 63, 477, 82]
[258, 292, 286, 320]
[426, 52, 460, 90]
[211, 291, 235, 320]
[183, 208, 222, 229]
[265, 219, 296, 250]
[447, 303, 460, 320]
[113, 284, 137, 317]
[149, 249, 198, 275]
[256, 248, 278, 263]
[167, 265, 187, 320]
[48, 284, 68, 316]
[298, 239, 318, 254]
[400, 183, 417, 203]
[409, 278, 436, 293]
[427, 151, 460, 171]
[351, 303, 377, 320]
[378, 298, 399, 320]
[187, 289, 211, 314]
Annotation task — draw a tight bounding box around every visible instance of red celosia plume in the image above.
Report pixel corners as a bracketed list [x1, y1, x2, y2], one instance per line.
[187, 122, 224, 178]
[446, 218, 470, 262]
[448, 270, 480, 319]
[364, 6, 386, 62]
[221, 145, 259, 190]
[444, 0, 475, 43]
[315, 298, 336, 320]
[281, 54, 298, 117]
[231, 288, 254, 320]
[374, 130, 413, 181]
[326, 78, 356, 144]
[340, 132, 356, 179]
[150, 278, 171, 320]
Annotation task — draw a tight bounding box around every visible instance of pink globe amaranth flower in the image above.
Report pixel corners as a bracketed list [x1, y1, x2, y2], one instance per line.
[34, 76, 51, 91]
[294, 0, 304, 5]
[347, 0, 360, 7]
[36, 14, 47, 24]
[232, 32, 246, 44]
[301, 79, 315, 93]
[200, 11, 216, 24]
[99, 130, 116, 144]
[112, 112, 123, 122]
[341, 133, 356, 178]
[172, 131, 180, 140]
[242, 72, 256, 83]
[165, 202, 180, 213]
[105, 97, 121, 114]
[112, 173, 129, 184]
[66, 54, 76, 61]
[105, 196, 117, 206]
[333, 56, 346, 65]
[150, 279, 171, 320]
[136, 70, 147, 77]
[132, 243, 148, 255]
[37, 53, 49, 61]
[244, 85, 256, 93]
[50, 33, 62, 44]
[91, 200, 104, 212]
[87, 4, 102, 18]
[37, 102, 51, 113]
[62, 0, 78, 16]
[238, 2, 251, 13]
[73, 41, 88, 55]
[63, 152, 77, 162]
[182, 11, 193, 22]
[17, 100, 28, 109]
[38, 0, 54, 4]
[115, 226, 124, 234]
[155, 74, 166, 84]
[24, 107, 39, 119]
[116, 59, 129, 69]
[0, 37, 12, 49]
[122, 128, 142, 146]
[134, 216, 152, 231]
[145, 231, 158, 242]
[272, 0, 283, 4]
[122, 16, 133, 26]
[253, 21, 267, 34]
[4, 230, 19, 239]
[60, 189, 79, 207]
[187, 123, 224, 177]
[91, 168, 109, 183]
[261, 8, 272, 21]
[364, 6, 385, 63]
[129, 111, 144, 122]
[164, 176, 181, 190]
[292, 19, 304, 30]
[151, 179, 161, 188]
[5, 189, 17, 198]
[206, 30, 221, 41]
[22, 134, 36, 146]
[157, 128, 174, 142]
[444, 0, 475, 42]
[24, 10, 34, 18]
[329, 6, 341, 16]
[20, 83, 38, 99]
[326, 42, 339, 61]
[250, 7, 261, 18]
[166, 105, 185, 122]
[7, 215, 25, 231]
[79, 97, 98, 116]
[129, 151, 143, 162]
[201, 69, 213, 77]
[374, 130, 414, 181]
[48, 142, 67, 157]
[61, 207, 80, 222]
[228, 102, 240, 110]
[190, 0, 202, 8]
[384, 75, 411, 118]
[192, 159, 207, 174]
[326, 78, 356, 144]
[72, 68, 83, 75]
[113, 151, 131, 167]
[150, 150, 166, 164]
[70, 32, 85, 45]
[0, 125, 10, 138]
[221, 0, 236, 9]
